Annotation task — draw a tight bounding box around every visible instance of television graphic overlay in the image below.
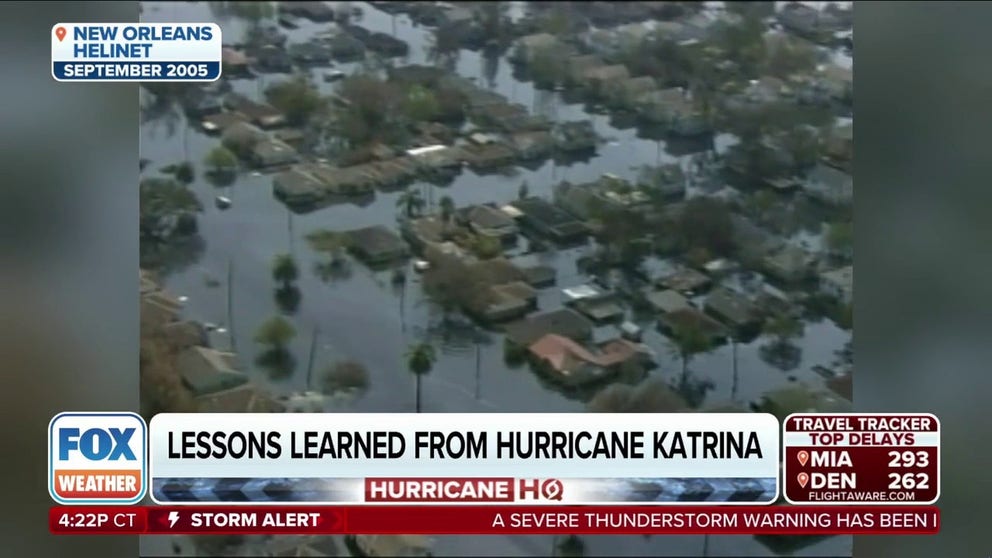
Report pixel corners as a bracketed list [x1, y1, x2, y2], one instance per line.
[783, 413, 940, 505]
[51, 23, 221, 82]
[148, 413, 780, 505]
[49, 412, 148, 505]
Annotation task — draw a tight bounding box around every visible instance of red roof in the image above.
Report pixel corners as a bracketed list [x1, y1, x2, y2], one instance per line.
[528, 334, 641, 374]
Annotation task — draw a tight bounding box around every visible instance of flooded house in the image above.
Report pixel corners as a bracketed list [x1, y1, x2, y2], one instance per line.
[553, 120, 598, 152]
[732, 215, 785, 264]
[657, 307, 728, 344]
[802, 163, 853, 206]
[643, 288, 693, 316]
[272, 167, 325, 209]
[512, 32, 563, 64]
[579, 64, 631, 96]
[221, 121, 268, 158]
[460, 142, 516, 172]
[520, 264, 557, 288]
[511, 197, 589, 243]
[504, 308, 594, 348]
[456, 204, 518, 244]
[724, 76, 793, 112]
[281, 1, 336, 22]
[196, 383, 285, 413]
[177, 346, 248, 397]
[704, 286, 763, 338]
[565, 54, 604, 86]
[777, 2, 848, 44]
[635, 87, 710, 136]
[637, 163, 686, 200]
[224, 93, 286, 129]
[824, 124, 853, 172]
[528, 333, 650, 386]
[200, 111, 249, 135]
[288, 40, 333, 65]
[562, 284, 625, 323]
[250, 138, 298, 168]
[813, 64, 853, 104]
[659, 267, 712, 295]
[253, 44, 293, 73]
[345, 225, 409, 265]
[764, 244, 818, 284]
[325, 31, 366, 61]
[221, 46, 251, 77]
[820, 265, 853, 304]
[480, 281, 538, 322]
[554, 181, 599, 222]
[304, 162, 377, 196]
[605, 75, 658, 109]
[509, 130, 555, 160]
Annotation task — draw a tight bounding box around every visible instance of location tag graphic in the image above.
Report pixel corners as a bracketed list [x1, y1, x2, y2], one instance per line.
[55, 27, 66, 42]
[797, 472, 809, 488]
[797, 450, 809, 466]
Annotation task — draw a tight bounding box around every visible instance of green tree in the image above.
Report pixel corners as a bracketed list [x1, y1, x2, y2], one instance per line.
[139, 178, 202, 242]
[174, 161, 195, 184]
[265, 76, 325, 127]
[529, 44, 568, 89]
[679, 197, 735, 257]
[396, 187, 425, 218]
[406, 342, 437, 413]
[428, 23, 462, 70]
[439, 195, 455, 224]
[338, 75, 403, 146]
[254, 315, 296, 350]
[204, 146, 238, 174]
[765, 314, 803, 348]
[668, 321, 712, 382]
[826, 222, 854, 257]
[763, 37, 819, 79]
[716, 15, 766, 79]
[403, 85, 440, 123]
[271, 253, 299, 287]
[320, 360, 370, 394]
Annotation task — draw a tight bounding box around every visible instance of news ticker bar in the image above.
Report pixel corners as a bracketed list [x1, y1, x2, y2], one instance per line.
[50, 505, 940, 535]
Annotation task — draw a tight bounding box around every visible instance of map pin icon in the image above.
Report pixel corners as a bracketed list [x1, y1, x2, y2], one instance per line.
[55, 27, 67, 42]
[797, 450, 809, 466]
[797, 472, 809, 488]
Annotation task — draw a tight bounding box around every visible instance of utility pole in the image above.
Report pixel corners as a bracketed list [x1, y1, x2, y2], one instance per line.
[226, 259, 236, 352]
[305, 326, 319, 390]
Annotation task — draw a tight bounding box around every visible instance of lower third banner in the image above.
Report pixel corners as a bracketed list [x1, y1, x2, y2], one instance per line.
[50, 505, 940, 535]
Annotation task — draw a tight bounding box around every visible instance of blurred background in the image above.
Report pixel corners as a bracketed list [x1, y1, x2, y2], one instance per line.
[0, 2, 988, 557]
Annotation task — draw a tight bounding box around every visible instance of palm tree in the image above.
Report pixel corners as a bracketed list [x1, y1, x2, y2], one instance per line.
[439, 195, 456, 224]
[668, 322, 711, 383]
[396, 187, 425, 218]
[271, 253, 299, 287]
[406, 342, 437, 413]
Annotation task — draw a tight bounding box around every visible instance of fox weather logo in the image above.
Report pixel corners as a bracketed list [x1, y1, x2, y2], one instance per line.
[48, 412, 147, 504]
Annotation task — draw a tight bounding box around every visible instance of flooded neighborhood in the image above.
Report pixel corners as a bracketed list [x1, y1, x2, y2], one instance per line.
[139, 1, 853, 556]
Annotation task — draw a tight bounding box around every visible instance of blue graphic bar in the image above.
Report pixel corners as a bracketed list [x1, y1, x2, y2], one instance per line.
[52, 61, 220, 82]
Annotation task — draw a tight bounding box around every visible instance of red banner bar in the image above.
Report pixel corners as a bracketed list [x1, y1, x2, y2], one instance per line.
[50, 505, 940, 535]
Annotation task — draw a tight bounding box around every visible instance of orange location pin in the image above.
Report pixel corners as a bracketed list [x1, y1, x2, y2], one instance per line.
[797, 472, 809, 488]
[55, 27, 67, 42]
[797, 450, 809, 466]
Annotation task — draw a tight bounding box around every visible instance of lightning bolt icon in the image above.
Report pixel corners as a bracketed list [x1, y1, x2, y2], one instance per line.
[167, 511, 180, 529]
